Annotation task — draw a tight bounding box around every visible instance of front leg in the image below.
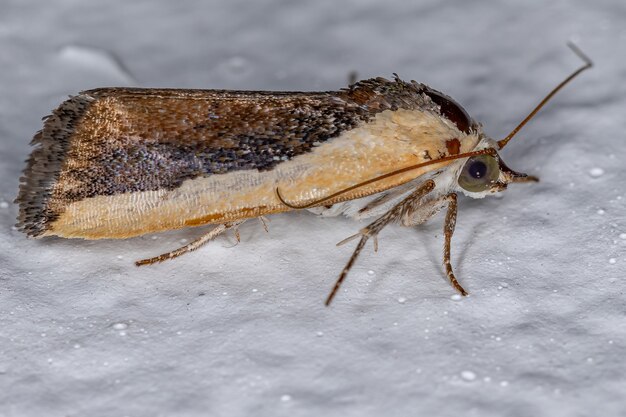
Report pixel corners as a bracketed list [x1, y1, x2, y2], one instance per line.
[403, 193, 466, 295]
[442, 194, 466, 296]
[401, 193, 465, 296]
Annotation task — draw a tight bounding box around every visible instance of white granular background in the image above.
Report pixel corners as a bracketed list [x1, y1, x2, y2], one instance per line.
[0, 1, 624, 416]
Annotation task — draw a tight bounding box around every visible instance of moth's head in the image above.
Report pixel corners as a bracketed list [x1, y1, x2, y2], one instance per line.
[454, 44, 592, 199]
[456, 144, 538, 198]
[420, 87, 538, 199]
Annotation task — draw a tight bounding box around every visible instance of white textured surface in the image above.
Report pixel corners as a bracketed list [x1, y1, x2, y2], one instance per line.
[1, 1, 625, 416]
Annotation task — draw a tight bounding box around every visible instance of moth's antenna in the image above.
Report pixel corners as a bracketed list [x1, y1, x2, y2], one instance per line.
[497, 43, 593, 149]
[276, 148, 497, 209]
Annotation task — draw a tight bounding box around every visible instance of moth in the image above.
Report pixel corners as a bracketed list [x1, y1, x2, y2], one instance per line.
[16, 45, 591, 305]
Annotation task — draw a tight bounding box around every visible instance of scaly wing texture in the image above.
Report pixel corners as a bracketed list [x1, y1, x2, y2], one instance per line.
[16, 78, 476, 238]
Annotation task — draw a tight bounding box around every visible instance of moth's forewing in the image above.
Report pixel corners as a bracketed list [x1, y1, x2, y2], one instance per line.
[17, 79, 481, 239]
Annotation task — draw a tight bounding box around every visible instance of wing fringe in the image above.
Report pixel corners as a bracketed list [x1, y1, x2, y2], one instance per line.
[15, 93, 95, 237]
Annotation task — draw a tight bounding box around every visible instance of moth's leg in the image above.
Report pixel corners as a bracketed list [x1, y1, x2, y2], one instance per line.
[401, 196, 450, 227]
[135, 220, 247, 266]
[354, 183, 413, 219]
[259, 216, 270, 233]
[441, 193, 466, 296]
[400, 193, 466, 295]
[326, 180, 436, 305]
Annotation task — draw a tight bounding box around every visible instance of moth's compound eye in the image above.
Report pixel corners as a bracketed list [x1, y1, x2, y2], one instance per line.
[424, 89, 472, 133]
[458, 155, 500, 192]
[467, 159, 487, 179]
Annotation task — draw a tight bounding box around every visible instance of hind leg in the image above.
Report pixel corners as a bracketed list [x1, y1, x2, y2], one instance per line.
[135, 220, 247, 266]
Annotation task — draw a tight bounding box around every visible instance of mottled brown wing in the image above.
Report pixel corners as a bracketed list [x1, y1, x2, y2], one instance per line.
[16, 77, 470, 238]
